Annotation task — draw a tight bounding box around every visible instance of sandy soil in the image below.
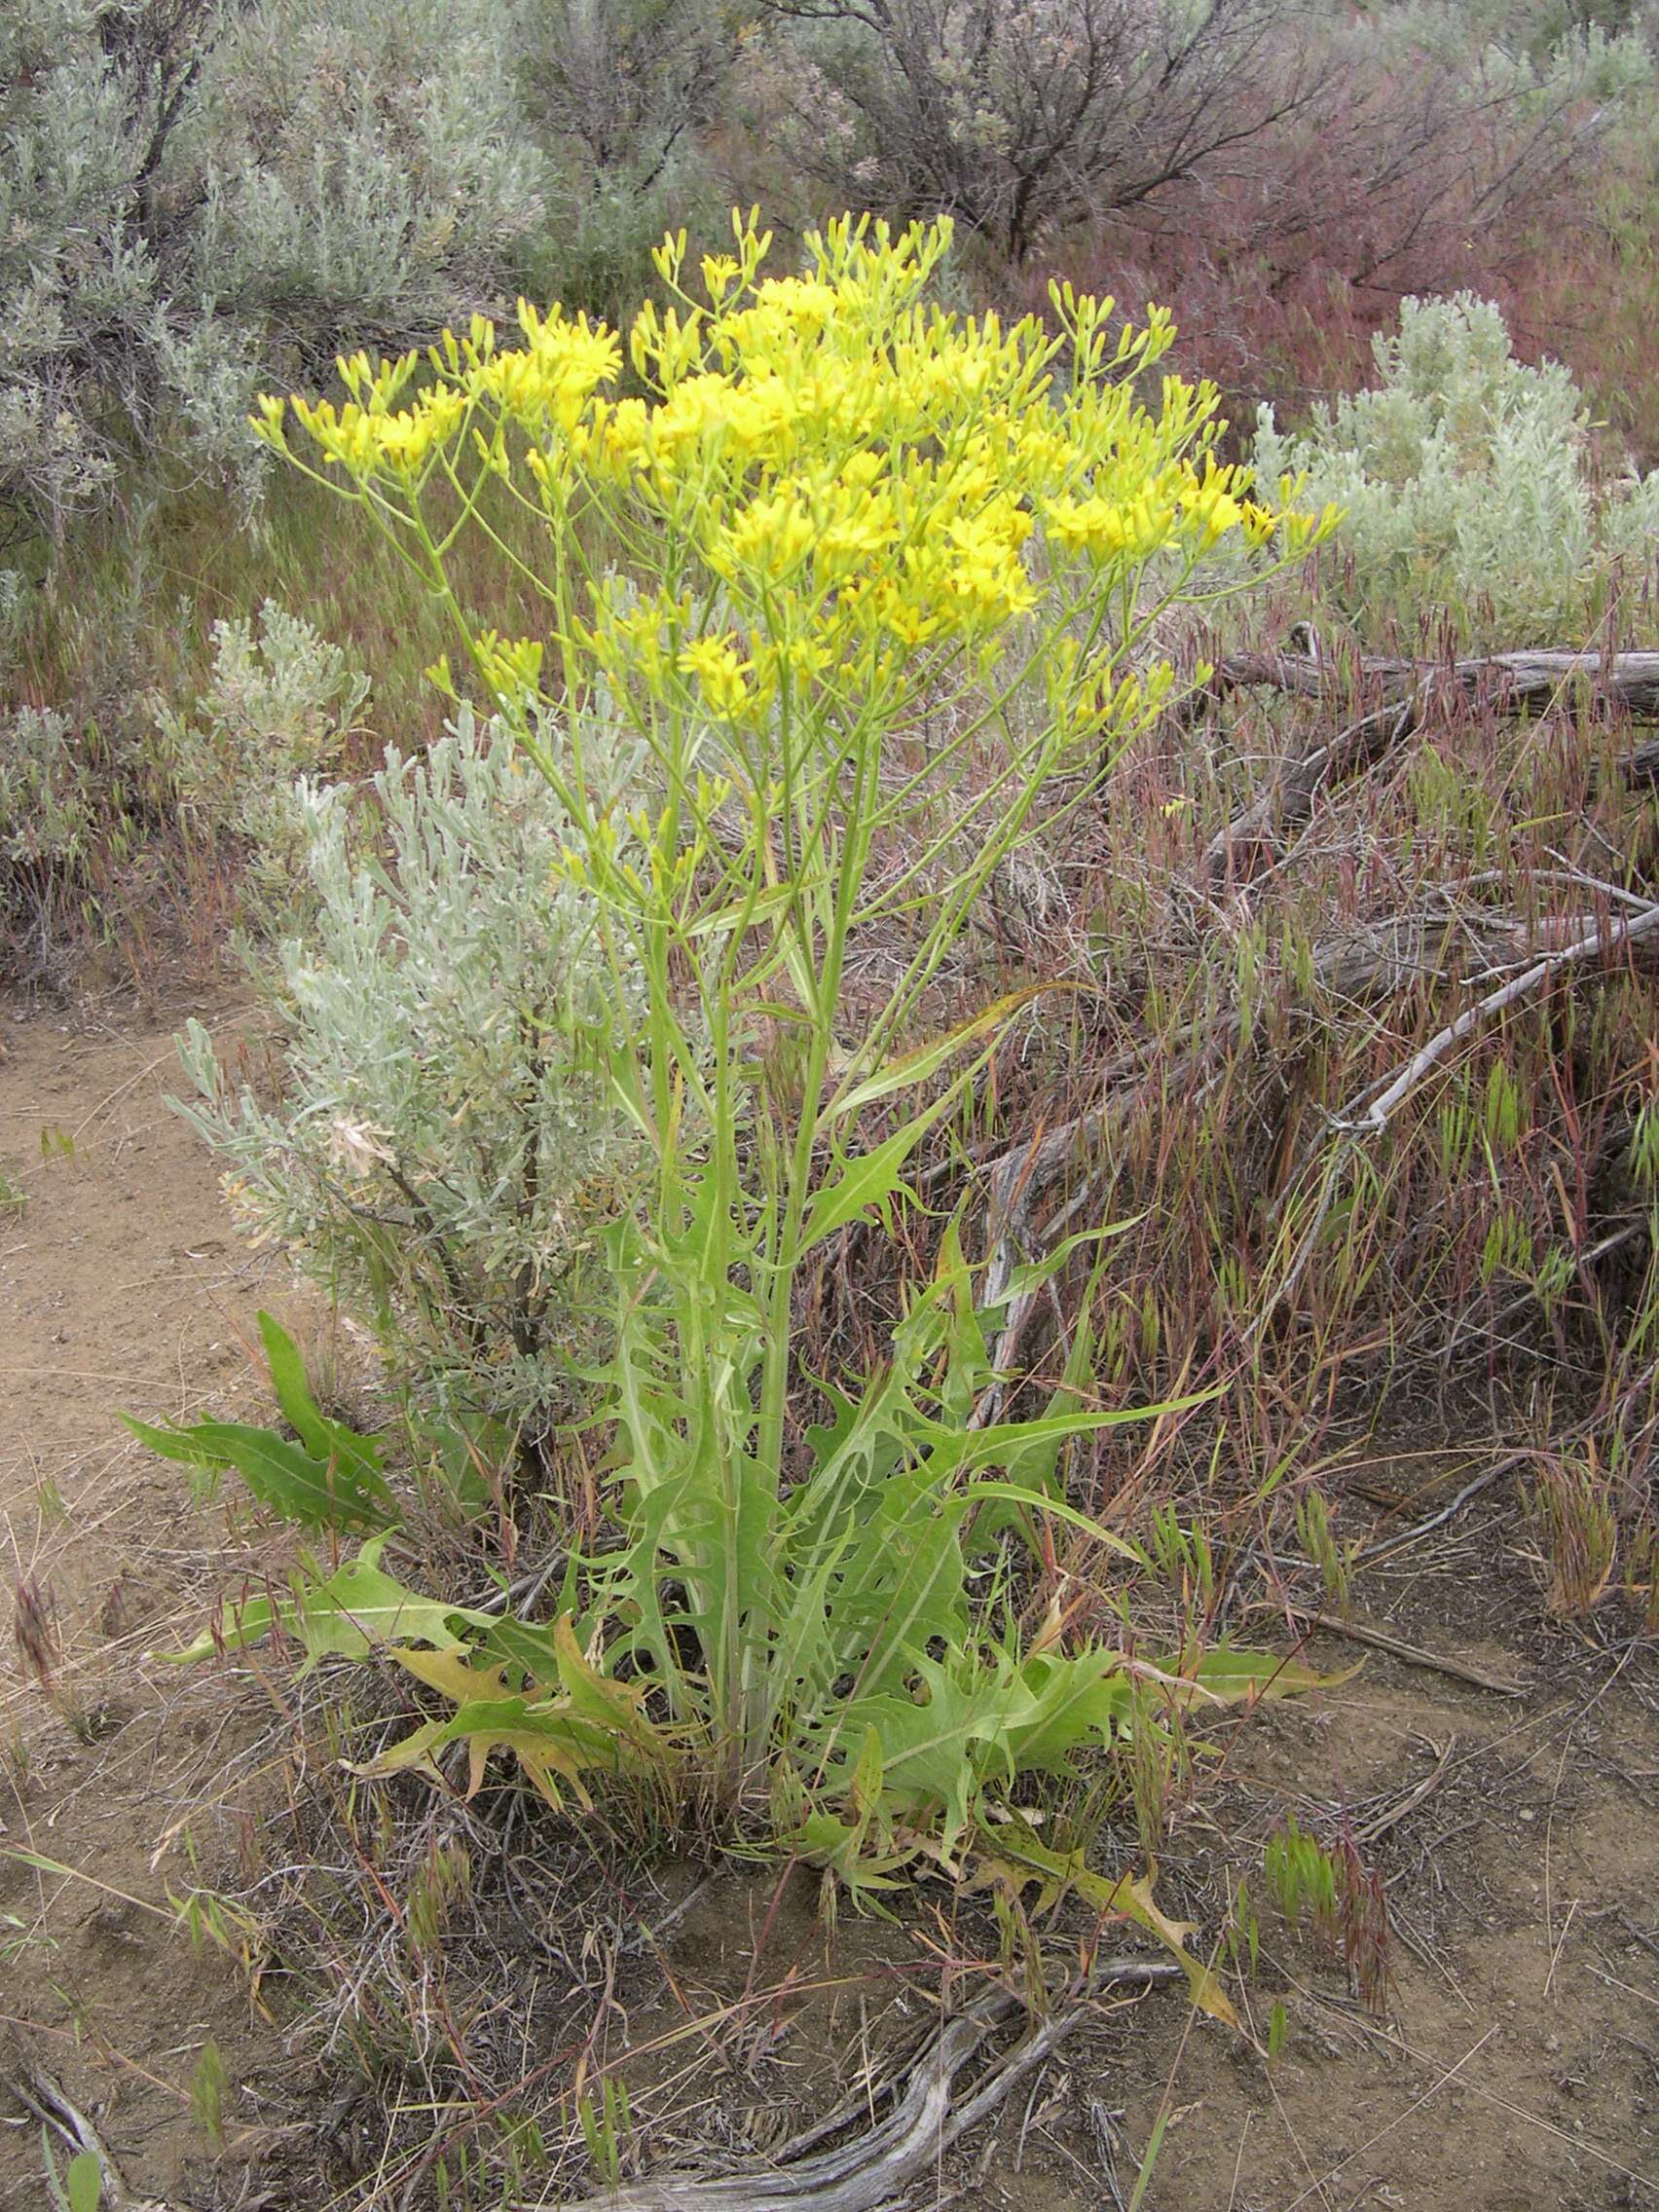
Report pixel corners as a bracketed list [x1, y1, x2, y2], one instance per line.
[1, 994, 1655, 2210]
[0, 990, 301, 2205]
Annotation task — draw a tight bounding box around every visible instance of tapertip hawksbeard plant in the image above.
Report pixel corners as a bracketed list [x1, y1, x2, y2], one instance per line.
[154, 211, 1340, 2014]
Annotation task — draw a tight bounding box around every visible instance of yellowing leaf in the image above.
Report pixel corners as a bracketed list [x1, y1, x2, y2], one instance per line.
[393, 1641, 513, 1704]
[974, 1819, 1238, 2029]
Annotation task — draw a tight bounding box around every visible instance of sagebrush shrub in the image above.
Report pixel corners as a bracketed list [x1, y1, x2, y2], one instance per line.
[187, 0, 551, 369]
[0, 0, 712, 542]
[1254, 290, 1659, 640]
[0, 709, 89, 876]
[149, 599, 370, 890]
[1, 593, 366, 934]
[176, 710, 641, 1443]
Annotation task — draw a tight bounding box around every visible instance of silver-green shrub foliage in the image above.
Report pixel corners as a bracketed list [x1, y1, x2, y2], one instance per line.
[0, 708, 90, 872]
[149, 599, 370, 892]
[187, 0, 548, 364]
[0, 0, 554, 536]
[1254, 292, 1659, 642]
[177, 712, 642, 1439]
[1, 594, 366, 914]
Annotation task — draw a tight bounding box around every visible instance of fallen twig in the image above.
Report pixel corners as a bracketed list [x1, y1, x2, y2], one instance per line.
[1338, 900, 1659, 1134]
[1353, 1736, 1458, 1846]
[1203, 691, 1420, 885]
[1278, 1605, 1525, 1697]
[1212, 645, 1659, 880]
[6, 2050, 168, 2211]
[1350, 1459, 1520, 1567]
[1204, 649, 1659, 881]
[977, 906, 1569, 1301]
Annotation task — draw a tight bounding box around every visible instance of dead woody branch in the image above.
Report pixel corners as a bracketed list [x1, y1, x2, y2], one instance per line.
[1215, 646, 1659, 720]
[1203, 648, 1659, 884]
[551, 1959, 1182, 2212]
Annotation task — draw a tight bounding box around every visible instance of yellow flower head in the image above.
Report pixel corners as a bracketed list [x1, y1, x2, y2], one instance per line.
[679, 635, 754, 719]
[267, 206, 1330, 693]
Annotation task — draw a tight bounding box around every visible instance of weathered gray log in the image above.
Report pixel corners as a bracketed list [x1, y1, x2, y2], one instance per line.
[1217, 647, 1659, 719]
[1338, 898, 1659, 1133]
[1203, 691, 1418, 882]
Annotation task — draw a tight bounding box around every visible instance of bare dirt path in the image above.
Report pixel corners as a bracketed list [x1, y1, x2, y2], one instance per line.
[0, 995, 1654, 2211]
[0, 994, 287, 2208]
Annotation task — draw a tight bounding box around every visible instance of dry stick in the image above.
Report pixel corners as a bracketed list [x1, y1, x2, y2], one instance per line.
[547, 1961, 1182, 2212]
[977, 907, 1540, 1309]
[1203, 691, 1419, 885]
[7, 2053, 163, 2211]
[975, 652, 1658, 1342]
[1276, 1605, 1525, 1697]
[1352, 1735, 1457, 1847]
[1349, 1456, 1526, 1567]
[1251, 904, 1659, 1332]
[1339, 899, 1659, 1134]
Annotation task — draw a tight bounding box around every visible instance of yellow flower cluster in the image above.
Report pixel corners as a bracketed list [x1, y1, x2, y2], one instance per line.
[254, 210, 1332, 722]
[678, 634, 751, 719]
